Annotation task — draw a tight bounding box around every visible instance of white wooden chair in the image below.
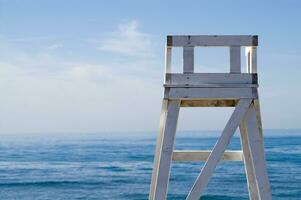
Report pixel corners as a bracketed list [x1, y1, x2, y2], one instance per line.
[149, 35, 272, 200]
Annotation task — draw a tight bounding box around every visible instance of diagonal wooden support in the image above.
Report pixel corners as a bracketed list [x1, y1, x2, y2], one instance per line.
[244, 104, 272, 200]
[149, 100, 180, 200]
[186, 99, 252, 200]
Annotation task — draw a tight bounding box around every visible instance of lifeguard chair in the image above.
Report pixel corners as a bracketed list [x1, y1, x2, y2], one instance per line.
[149, 35, 272, 200]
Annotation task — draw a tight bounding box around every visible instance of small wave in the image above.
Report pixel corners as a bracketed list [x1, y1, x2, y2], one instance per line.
[0, 180, 106, 187]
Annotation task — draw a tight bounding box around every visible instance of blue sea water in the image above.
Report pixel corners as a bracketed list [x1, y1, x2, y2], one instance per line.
[0, 131, 300, 199]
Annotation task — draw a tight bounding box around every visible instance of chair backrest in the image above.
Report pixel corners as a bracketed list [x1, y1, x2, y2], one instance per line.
[165, 35, 258, 75]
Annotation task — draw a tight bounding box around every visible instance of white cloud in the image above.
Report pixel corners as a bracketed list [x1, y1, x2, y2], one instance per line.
[48, 43, 64, 50]
[3, 20, 278, 134]
[95, 20, 155, 57]
[0, 33, 163, 134]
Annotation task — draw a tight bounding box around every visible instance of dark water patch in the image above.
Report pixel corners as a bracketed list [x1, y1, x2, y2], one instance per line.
[99, 165, 129, 172]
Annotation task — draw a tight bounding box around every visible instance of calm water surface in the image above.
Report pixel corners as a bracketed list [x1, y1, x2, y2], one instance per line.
[0, 131, 300, 199]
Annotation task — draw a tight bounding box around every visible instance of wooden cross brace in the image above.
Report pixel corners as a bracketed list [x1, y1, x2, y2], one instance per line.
[149, 99, 272, 200]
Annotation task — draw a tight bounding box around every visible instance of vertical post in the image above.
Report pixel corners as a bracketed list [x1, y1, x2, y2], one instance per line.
[245, 47, 251, 73]
[245, 104, 272, 200]
[183, 47, 194, 73]
[149, 100, 169, 200]
[253, 99, 264, 139]
[246, 45, 263, 139]
[230, 46, 241, 73]
[250, 47, 257, 73]
[165, 47, 172, 74]
[150, 100, 181, 200]
[245, 47, 257, 73]
[164, 46, 172, 85]
[239, 120, 259, 200]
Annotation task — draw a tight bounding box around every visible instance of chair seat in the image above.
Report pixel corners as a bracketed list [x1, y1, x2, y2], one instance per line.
[164, 87, 258, 100]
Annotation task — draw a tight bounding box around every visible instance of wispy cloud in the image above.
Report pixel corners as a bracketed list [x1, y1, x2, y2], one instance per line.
[95, 20, 155, 57]
[0, 20, 164, 134]
[48, 43, 64, 50]
[5, 36, 51, 42]
[0, 51, 161, 133]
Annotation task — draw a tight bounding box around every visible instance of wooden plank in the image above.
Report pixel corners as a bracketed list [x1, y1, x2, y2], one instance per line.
[149, 100, 169, 200]
[152, 100, 181, 200]
[164, 83, 258, 88]
[245, 46, 257, 73]
[239, 118, 259, 200]
[183, 47, 194, 73]
[172, 150, 243, 161]
[167, 35, 258, 47]
[245, 47, 251, 73]
[165, 47, 172, 74]
[254, 98, 263, 140]
[180, 99, 237, 107]
[186, 99, 252, 200]
[166, 87, 257, 100]
[165, 73, 257, 85]
[245, 104, 272, 200]
[250, 47, 257, 73]
[230, 46, 241, 73]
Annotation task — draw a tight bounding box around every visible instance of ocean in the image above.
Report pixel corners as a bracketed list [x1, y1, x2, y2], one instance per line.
[0, 130, 300, 199]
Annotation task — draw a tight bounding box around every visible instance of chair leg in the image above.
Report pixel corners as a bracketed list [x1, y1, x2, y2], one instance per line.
[253, 99, 263, 140]
[239, 120, 259, 200]
[149, 100, 180, 200]
[245, 104, 272, 200]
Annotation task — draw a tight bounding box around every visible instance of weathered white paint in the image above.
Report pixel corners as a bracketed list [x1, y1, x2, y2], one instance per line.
[167, 35, 258, 47]
[166, 87, 257, 100]
[245, 104, 272, 200]
[239, 118, 259, 200]
[245, 47, 257, 73]
[164, 83, 257, 88]
[254, 98, 264, 139]
[250, 47, 257, 73]
[165, 73, 257, 85]
[245, 47, 251, 73]
[165, 47, 172, 74]
[151, 100, 181, 200]
[149, 100, 169, 200]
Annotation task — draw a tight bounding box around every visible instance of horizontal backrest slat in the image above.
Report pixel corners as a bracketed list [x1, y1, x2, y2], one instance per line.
[167, 35, 258, 47]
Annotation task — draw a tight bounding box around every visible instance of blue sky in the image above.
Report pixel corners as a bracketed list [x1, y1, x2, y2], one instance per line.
[0, 0, 300, 134]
